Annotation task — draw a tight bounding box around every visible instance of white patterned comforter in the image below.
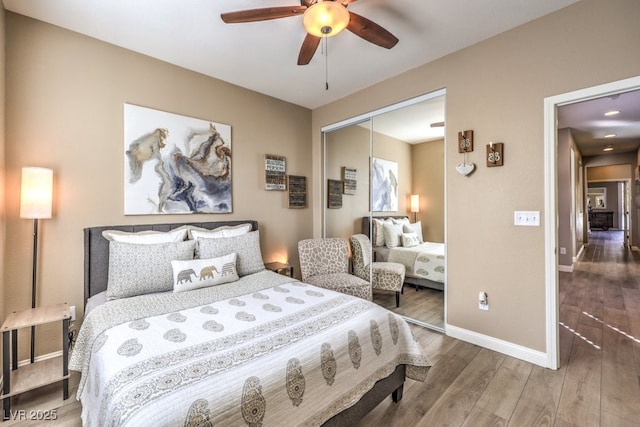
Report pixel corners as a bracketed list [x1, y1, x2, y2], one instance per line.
[69, 270, 430, 426]
[387, 242, 445, 283]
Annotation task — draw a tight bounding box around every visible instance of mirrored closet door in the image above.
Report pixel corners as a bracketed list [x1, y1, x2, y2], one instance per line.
[322, 90, 446, 332]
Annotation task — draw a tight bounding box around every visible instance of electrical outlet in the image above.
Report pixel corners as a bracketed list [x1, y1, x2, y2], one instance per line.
[70, 305, 76, 321]
[560, 247, 567, 255]
[478, 292, 489, 311]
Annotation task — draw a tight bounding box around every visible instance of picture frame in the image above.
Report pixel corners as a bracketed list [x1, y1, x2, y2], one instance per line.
[265, 154, 287, 190]
[288, 175, 307, 208]
[123, 103, 232, 215]
[328, 179, 343, 209]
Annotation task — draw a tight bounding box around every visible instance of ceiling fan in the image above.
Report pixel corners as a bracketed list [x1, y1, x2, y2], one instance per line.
[221, 0, 399, 65]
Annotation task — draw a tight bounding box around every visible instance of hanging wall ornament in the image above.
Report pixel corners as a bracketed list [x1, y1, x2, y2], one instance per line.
[456, 130, 476, 176]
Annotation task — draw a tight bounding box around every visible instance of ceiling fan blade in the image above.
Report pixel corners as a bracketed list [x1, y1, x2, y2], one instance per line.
[298, 33, 321, 65]
[221, 6, 306, 23]
[346, 11, 399, 49]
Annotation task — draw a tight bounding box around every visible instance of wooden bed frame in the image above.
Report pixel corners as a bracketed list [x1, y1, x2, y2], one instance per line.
[362, 216, 445, 291]
[83, 219, 406, 426]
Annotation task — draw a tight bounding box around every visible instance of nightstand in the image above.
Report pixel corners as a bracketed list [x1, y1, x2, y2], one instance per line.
[1, 303, 71, 421]
[264, 261, 294, 278]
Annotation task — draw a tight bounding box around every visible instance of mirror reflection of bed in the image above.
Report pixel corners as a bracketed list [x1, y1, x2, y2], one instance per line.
[362, 216, 445, 331]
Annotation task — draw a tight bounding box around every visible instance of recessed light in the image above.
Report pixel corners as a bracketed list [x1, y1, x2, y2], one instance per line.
[603, 145, 614, 152]
[604, 133, 616, 138]
[604, 110, 620, 116]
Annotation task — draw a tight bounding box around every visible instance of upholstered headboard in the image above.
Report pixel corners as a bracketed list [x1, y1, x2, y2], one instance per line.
[361, 216, 409, 238]
[83, 220, 258, 303]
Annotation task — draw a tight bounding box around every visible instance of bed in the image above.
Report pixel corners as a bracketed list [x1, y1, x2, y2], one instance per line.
[362, 216, 445, 291]
[69, 220, 430, 426]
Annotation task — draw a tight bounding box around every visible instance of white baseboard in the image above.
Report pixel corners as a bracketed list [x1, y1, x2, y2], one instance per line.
[558, 264, 574, 273]
[574, 244, 585, 262]
[446, 324, 549, 368]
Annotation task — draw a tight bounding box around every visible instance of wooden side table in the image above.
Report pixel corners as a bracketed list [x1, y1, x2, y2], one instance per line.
[264, 261, 294, 278]
[1, 303, 71, 421]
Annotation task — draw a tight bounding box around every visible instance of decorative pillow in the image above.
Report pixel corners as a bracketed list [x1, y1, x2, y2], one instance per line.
[383, 223, 404, 248]
[171, 253, 239, 293]
[401, 232, 420, 248]
[197, 230, 265, 277]
[102, 226, 188, 244]
[187, 223, 252, 240]
[372, 218, 393, 247]
[106, 240, 196, 300]
[403, 221, 424, 243]
[391, 217, 410, 226]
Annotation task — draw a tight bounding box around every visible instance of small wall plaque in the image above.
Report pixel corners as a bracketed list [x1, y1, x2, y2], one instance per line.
[486, 143, 504, 167]
[265, 154, 286, 190]
[328, 179, 343, 209]
[288, 175, 307, 208]
[458, 130, 474, 153]
[342, 167, 357, 195]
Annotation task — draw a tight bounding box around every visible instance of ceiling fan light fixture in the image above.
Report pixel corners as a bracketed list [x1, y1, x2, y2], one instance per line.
[604, 110, 620, 116]
[603, 145, 614, 152]
[303, 1, 350, 37]
[604, 133, 617, 138]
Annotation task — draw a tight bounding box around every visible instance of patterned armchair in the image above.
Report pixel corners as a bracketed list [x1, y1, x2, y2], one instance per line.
[297, 238, 372, 301]
[350, 234, 405, 307]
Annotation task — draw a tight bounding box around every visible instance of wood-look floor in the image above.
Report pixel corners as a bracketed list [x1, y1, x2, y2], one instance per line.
[374, 285, 445, 330]
[4, 230, 639, 426]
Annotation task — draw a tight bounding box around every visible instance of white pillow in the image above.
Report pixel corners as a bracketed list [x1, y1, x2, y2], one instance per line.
[392, 217, 410, 226]
[403, 221, 424, 243]
[102, 226, 188, 244]
[383, 223, 404, 248]
[372, 218, 393, 247]
[172, 253, 239, 292]
[187, 223, 252, 240]
[401, 232, 420, 248]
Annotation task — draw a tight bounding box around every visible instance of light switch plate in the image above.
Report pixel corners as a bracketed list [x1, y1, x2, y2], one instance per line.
[514, 211, 540, 226]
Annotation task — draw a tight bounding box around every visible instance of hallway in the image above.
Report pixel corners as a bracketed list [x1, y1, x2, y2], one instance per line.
[558, 230, 640, 425]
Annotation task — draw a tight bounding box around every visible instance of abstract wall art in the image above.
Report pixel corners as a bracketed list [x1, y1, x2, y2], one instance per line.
[371, 157, 398, 212]
[124, 104, 232, 215]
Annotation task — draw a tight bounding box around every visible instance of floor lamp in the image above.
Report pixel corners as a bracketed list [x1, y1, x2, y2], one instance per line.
[20, 167, 53, 364]
[410, 194, 420, 223]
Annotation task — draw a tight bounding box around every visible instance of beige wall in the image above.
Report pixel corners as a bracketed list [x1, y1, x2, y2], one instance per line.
[312, 0, 640, 353]
[4, 13, 312, 359]
[325, 124, 414, 241]
[325, 125, 370, 239]
[412, 140, 444, 243]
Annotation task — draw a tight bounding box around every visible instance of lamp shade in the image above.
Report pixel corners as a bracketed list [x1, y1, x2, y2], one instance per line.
[410, 194, 420, 213]
[303, 0, 350, 37]
[20, 167, 53, 219]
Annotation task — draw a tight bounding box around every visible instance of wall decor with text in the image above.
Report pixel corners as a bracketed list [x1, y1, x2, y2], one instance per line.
[265, 154, 287, 190]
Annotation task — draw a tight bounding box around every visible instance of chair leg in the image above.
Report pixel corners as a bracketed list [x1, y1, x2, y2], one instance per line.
[396, 291, 400, 307]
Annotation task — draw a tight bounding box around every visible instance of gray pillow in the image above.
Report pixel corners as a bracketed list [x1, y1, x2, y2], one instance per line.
[197, 230, 265, 277]
[106, 240, 196, 300]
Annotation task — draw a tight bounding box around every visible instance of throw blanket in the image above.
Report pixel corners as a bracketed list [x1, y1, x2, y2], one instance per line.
[388, 242, 445, 283]
[70, 271, 430, 426]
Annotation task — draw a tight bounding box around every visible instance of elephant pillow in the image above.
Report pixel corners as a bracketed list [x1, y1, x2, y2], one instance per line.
[172, 253, 239, 293]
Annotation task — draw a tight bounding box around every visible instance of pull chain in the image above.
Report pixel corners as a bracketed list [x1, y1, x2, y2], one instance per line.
[324, 36, 329, 90]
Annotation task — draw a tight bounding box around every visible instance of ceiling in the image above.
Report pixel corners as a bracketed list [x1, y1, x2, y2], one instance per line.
[2, 0, 580, 111]
[558, 89, 640, 157]
[8, 0, 634, 151]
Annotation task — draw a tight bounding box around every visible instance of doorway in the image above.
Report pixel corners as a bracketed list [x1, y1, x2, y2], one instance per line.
[545, 75, 640, 369]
